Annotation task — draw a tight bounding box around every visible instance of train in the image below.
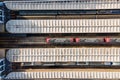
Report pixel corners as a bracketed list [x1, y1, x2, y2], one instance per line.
[46, 38, 74, 44]
[46, 37, 113, 44]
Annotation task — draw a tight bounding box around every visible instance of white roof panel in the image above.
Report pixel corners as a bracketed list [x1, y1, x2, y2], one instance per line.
[5, 69, 120, 79]
[4, 0, 120, 10]
[6, 48, 120, 62]
[6, 19, 120, 33]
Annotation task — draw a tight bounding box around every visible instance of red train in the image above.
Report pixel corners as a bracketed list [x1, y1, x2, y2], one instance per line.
[46, 37, 115, 44]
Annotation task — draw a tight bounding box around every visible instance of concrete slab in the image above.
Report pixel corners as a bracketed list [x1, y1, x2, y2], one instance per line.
[0, 49, 5, 59]
[0, 24, 4, 32]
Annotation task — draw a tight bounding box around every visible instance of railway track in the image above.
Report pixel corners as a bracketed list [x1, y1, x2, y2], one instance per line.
[1, 36, 120, 46]
[15, 15, 120, 19]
